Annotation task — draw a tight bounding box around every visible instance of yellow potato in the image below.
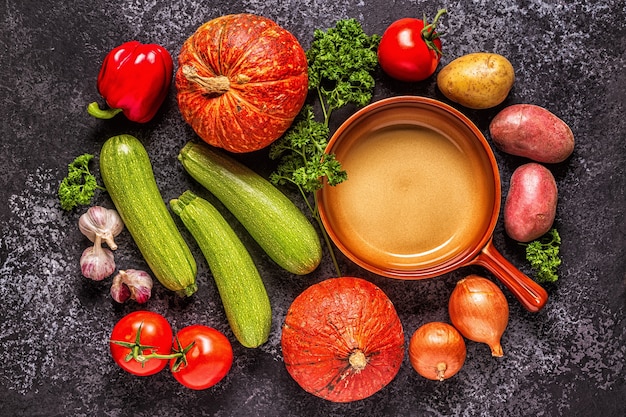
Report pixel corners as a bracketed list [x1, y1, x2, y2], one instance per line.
[437, 52, 515, 109]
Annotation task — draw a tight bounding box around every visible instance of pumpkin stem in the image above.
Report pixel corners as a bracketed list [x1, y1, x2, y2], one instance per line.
[348, 349, 367, 372]
[182, 65, 230, 95]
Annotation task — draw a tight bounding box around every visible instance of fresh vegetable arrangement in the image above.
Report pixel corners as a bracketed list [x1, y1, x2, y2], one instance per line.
[87, 41, 173, 123]
[58, 9, 578, 394]
[76, 205, 156, 302]
[488, 103, 571, 282]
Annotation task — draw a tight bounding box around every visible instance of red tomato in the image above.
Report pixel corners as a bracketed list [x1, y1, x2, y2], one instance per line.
[378, 10, 447, 82]
[109, 311, 173, 376]
[170, 325, 233, 390]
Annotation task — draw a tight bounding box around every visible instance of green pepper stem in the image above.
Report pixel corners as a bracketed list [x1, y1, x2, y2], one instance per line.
[87, 102, 123, 120]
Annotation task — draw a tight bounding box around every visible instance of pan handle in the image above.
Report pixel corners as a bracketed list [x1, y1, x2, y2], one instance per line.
[469, 238, 548, 312]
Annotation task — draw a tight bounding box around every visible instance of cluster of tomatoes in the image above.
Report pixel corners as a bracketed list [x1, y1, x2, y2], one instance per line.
[109, 311, 233, 390]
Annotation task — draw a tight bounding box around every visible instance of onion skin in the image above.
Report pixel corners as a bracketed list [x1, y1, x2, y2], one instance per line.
[448, 275, 509, 357]
[409, 322, 466, 381]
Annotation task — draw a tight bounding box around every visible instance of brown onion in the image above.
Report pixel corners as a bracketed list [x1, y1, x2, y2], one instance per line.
[409, 322, 466, 381]
[448, 275, 509, 357]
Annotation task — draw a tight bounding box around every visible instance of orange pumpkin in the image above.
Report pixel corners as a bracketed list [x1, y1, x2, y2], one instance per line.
[281, 277, 405, 402]
[176, 14, 309, 153]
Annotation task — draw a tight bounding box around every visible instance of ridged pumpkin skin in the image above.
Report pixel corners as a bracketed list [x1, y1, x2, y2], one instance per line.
[281, 277, 405, 402]
[176, 13, 309, 153]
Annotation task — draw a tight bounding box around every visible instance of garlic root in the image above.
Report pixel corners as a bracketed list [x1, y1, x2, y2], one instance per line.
[78, 206, 124, 250]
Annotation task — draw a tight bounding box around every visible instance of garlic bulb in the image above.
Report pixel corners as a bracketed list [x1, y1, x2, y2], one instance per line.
[80, 245, 115, 281]
[110, 269, 153, 304]
[79, 206, 124, 250]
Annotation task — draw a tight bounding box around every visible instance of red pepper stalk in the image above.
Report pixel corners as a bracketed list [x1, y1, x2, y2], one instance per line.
[88, 41, 173, 123]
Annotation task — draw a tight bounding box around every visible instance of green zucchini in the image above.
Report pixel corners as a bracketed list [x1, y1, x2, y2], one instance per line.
[100, 134, 197, 297]
[178, 141, 322, 275]
[171, 191, 271, 348]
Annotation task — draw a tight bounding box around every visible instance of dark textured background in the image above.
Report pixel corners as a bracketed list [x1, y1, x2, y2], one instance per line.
[1, 1, 624, 416]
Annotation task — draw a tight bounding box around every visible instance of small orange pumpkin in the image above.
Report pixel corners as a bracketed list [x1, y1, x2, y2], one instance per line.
[281, 277, 405, 402]
[176, 14, 309, 153]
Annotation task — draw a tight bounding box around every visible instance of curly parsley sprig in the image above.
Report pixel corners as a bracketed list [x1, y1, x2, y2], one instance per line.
[522, 228, 562, 284]
[307, 18, 381, 124]
[269, 19, 380, 276]
[269, 106, 346, 195]
[58, 153, 105, 211]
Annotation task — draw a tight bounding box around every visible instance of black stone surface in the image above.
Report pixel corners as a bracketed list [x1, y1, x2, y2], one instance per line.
[1, 1, 624, 416]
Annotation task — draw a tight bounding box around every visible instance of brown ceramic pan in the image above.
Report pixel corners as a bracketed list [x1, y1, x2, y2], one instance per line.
[318, 96, 547, 312]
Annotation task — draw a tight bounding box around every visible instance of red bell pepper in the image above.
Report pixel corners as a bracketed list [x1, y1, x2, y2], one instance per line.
[87, 40, 173, 123]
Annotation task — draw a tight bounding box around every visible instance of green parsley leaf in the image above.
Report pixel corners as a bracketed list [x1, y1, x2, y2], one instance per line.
[307, 18, 380, 122]
[523, 228, 562, 283]
[269, 106, 345, 194]
[58, 153, 104, 211]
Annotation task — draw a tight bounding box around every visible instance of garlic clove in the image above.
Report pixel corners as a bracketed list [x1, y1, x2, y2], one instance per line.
[79, 206, 124, 250]
[110, 269, 153, 304]
[80, 245, 115, 281]
[110, 276, 131, 303]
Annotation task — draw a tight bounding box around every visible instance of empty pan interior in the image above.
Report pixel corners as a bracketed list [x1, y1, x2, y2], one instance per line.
[318, 97, 500, 278]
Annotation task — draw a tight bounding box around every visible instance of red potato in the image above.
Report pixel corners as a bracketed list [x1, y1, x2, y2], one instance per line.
[489, 104, 574, 163]
[504, 163, 558, 242]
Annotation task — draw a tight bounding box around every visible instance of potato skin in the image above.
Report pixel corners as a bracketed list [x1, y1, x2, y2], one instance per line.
[504, 163, 557, 242]
[436, 52, 515, 109]
[490, 104, 575, 163]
